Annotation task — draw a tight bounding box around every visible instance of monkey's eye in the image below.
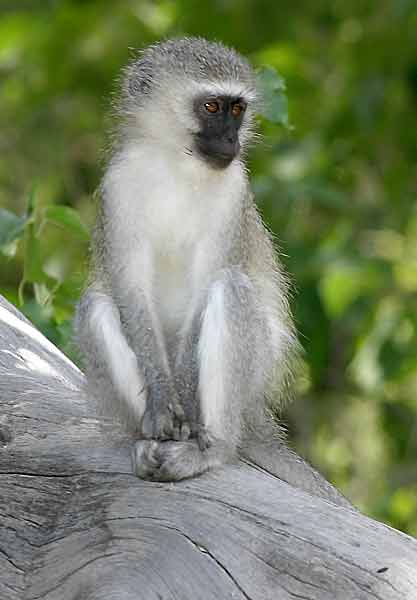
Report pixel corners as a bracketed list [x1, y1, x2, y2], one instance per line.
[231, 102, 246, 118]
[204, 101, 220, 114]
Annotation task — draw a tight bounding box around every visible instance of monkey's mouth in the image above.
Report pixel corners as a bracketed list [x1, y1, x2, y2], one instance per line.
[194, 134, 240, 169]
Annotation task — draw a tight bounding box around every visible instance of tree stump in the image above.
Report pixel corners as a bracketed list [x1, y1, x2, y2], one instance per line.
[1, 295, 416, 599]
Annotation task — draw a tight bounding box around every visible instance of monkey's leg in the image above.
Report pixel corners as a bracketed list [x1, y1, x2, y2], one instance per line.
[198, 268, 266, 448]
[75, 288, 147, 428]
[77, 288, 187, 439]
[116, 287, 188, 441]
[133, 268, 269, 480]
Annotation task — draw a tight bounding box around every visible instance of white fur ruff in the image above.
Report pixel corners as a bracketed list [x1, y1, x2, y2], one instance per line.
[104, 143, 245, 336]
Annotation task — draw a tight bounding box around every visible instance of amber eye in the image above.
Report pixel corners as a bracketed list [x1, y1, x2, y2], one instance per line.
[204, 101, 220, 113]
[231, 102, 245, 118]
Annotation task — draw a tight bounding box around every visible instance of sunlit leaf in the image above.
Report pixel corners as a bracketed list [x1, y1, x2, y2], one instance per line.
[43, 206, 90, 239]
[256, 66, 289, 127]
[0, 208, 27, 249]
[319, 262, 380, 319]
[22, 222, 44, 285]
[390, 488, 417, 521]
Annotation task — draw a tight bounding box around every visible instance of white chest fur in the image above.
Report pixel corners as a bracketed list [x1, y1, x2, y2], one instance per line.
[104, 143, 244, 332]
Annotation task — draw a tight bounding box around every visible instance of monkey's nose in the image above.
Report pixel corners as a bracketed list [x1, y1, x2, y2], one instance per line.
[194, 132, 240, 168]
[221, 139, 240, 158]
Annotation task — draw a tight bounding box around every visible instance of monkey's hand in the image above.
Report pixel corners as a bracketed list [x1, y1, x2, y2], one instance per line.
[140, 382, 191, 441]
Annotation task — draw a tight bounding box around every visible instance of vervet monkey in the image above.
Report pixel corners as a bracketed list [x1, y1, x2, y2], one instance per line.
[75, 37, 298, 482]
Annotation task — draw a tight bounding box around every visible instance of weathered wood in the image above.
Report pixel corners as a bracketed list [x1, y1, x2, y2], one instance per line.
[1, 295, 416, 600]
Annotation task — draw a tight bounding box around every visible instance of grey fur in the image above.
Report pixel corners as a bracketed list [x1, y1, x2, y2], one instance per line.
[75, 37, 298, 481]
[121, 37, 256, 108]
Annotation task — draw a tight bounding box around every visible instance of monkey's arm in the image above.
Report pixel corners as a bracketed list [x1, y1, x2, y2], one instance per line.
[172, 318, 200, 436]
[116, 285, 187, 440]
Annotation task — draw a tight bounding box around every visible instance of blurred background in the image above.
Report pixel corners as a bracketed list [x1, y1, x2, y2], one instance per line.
[1, 0, 417, 534]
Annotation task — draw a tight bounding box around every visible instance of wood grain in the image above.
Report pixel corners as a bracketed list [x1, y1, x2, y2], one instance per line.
[1, 295, 416, 600]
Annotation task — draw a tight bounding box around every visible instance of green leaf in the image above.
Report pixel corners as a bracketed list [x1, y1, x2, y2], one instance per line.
[0, 208, 27, 249]
[26, 185, 37, 217]
[43, 205, 90, 239]
[22, 222, 44, 284]
[18, 220, 44, 305]
[319, 262, 381, 319]
[256, 66, 289, 127]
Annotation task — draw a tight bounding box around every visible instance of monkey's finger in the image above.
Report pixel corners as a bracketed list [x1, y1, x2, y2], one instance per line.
[154, 412, 174, 440]
[132, 440, 160, 479]
[172, 424, 181, 441]
[179, 422, 191, 441]
[172, 402, 185, 421]
[197, 427, 212, 451]
[189, 421, 200, 437]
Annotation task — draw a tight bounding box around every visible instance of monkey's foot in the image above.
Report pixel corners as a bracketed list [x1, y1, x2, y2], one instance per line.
[132, 440, 160, 479]
[196, 425, 212, 451]
[132, 439, 223, 482]
[140, 403, 191, 442]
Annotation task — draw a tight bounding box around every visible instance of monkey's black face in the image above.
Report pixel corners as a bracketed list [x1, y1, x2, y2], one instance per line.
[193, 95, 247, 168]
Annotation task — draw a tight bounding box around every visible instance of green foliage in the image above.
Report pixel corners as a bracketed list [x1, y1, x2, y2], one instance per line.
[256, 67, 289, 126]
[1, 0, 417, 535]
[0, 187, 88, 360]
[0, 208, 27, 249]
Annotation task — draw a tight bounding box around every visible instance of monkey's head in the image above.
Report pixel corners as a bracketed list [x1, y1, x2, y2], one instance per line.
[118, 37, 258, 169]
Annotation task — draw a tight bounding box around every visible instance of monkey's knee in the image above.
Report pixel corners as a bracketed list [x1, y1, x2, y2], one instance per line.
[203, 269, 259, 341]
[208, 268, 254, 309]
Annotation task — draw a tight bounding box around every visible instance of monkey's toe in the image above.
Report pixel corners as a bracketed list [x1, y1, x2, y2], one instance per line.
[179, 421, 192, 441]
[172, 421, 191, 441]
[154, 411, 175, 439]
[132, 440, 160, 479]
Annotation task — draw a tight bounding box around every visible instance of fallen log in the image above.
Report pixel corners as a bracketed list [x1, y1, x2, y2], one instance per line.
[1, 295, 416, 600]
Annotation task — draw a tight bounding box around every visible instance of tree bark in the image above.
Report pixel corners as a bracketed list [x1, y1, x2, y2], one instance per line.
[0, 295, 416, 600]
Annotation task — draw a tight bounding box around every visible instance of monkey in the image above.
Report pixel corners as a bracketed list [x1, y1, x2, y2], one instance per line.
[74, 37, 298, 482]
